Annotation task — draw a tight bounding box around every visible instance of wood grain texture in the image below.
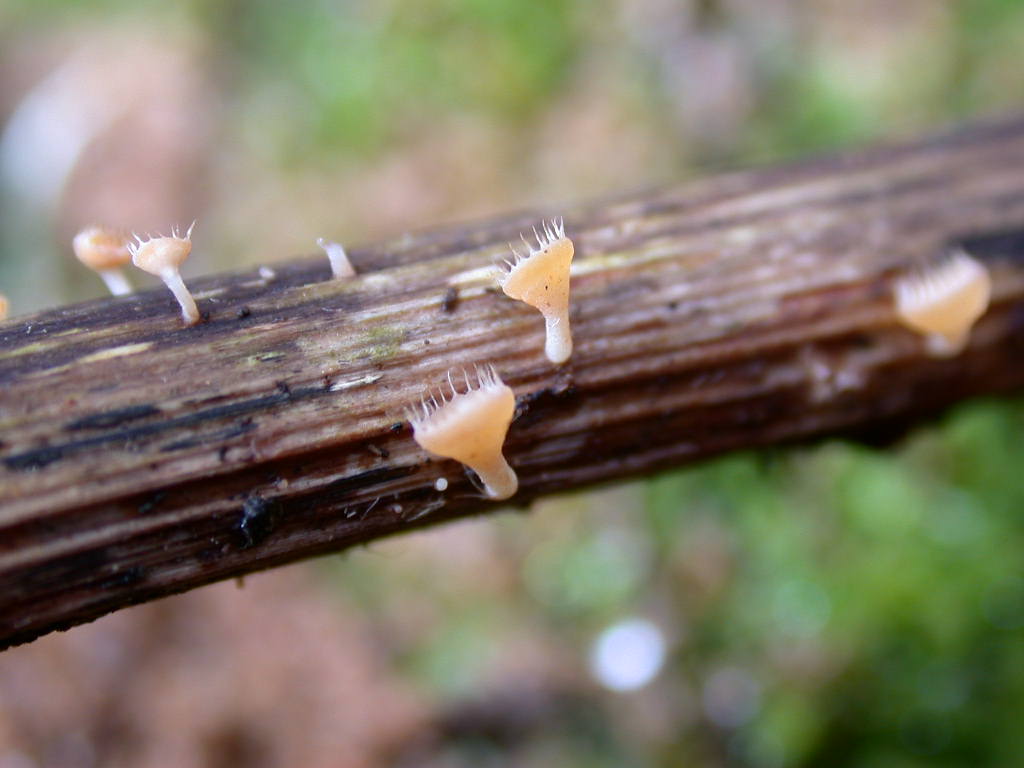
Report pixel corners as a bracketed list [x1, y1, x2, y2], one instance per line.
[2, 117, 1024, 649]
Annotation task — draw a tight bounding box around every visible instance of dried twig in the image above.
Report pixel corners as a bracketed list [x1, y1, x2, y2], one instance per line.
[1, 117, 1024, 648]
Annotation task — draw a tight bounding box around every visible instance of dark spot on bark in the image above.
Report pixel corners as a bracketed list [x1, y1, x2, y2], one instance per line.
[65, 404, 161, 432]
[14, 548, 109, 594]
[236, 306, 252, 319]
[514, 383, 580, 428]
[160, 418, 256, 452]
[6, 387, 325, 470]
[238, 495, 280, 550]
[847, 332, 875, 349]
[955, 227, 1024, 266]
[137, 491, 167, 515]
[97, 565, 146, 590]
[1005, 303, 1024, 353]
[390, 422, 404, 433]
[3, 444, 66, 470]
[307, 466, 415, 508]
[197, 536, 227, 563]
[442, 286, 459, 312]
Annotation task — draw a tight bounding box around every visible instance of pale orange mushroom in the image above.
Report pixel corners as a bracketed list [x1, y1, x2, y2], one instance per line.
[129, 223, 200, 326]
[499, 218, 574, 364]
[894, 251, 991, 357]
[72, 226, 133, 296]
[407, 365, 518, 500]
[0, 294, 8, 321]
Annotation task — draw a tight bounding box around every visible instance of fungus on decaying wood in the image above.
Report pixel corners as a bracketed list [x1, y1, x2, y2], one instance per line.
[894, 251, 991, 357]
[407, 365, 518, 501]
[0, 294, 7, 321]
[499, 218, 574, 364]
[317, 238, 356, 279]
[128, 222, 200, 326]
[72, 226, 134, 296]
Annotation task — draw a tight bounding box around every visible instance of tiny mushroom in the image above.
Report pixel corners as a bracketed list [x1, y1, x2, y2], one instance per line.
[407, 365, 518, 501]
[317, 238, 356, 279]
[129, 222, 200, 326]
[72, 226, 134, 296]
[894, 251, 991, 357]
[0, 293, 7, 321]
[499, 218, 574, 364]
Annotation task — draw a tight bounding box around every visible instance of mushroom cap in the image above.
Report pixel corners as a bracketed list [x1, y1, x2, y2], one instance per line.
[73, 226, 132, 271]
[895, 253, 991, 342]
[501, 236, 574, 316]
[411, 373, 516, 469]
[131, 233, 193, 276]
[0, 294, 7, 321]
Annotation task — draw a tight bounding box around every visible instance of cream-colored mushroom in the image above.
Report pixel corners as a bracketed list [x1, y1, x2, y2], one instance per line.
[129, 222, 200, 326]
[317, 238, 356, 279]
[894, 251, 991, 357]
[407, 365, 518, 501]
[72, 226, 133, 296]
[499, 218, 574, 364]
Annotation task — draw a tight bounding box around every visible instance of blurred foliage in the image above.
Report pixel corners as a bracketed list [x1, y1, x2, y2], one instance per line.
[217, 0, 577, 159]
[1, 1, 1024, 766]
[645, 400, 1024, 766]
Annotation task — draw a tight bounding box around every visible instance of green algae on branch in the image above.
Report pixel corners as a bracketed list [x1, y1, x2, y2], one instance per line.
[360, 325, 406, 362]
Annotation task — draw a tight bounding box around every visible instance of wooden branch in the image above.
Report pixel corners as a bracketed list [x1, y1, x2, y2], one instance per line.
[2, 117, 1024, 649]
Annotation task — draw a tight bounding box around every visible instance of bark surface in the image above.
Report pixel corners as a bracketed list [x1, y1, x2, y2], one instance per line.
[2, 117, 1024, 649]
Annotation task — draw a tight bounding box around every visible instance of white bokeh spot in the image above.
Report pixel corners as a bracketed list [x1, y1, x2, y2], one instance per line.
[590, 618, 667, 692]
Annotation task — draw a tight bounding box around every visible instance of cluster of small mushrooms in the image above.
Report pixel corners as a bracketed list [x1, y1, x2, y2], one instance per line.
[73, 224, 201, 325]
[0, 217, 994, 505]
[64, 217, 574, 502]
[406, 218, 575, 500]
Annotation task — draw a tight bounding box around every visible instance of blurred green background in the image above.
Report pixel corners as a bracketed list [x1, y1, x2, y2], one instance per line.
[0, 1, 1023, 767]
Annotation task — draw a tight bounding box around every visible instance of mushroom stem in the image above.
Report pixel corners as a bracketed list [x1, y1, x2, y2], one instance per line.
[160, 267, 200, 326]
[472, 454, 519, 501]
[317, 238, 356, 279]
[544, 311, 573, 364]
[99, 269, 132, 297]
[926, 331, 968, 358]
